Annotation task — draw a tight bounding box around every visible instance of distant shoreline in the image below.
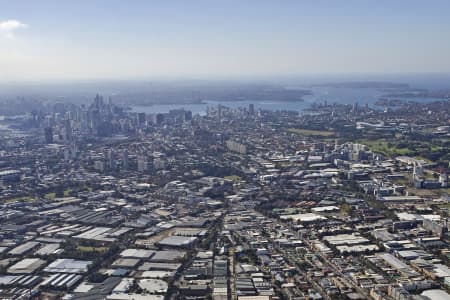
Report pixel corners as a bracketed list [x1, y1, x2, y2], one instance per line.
[118, 96, 306, 108]
[311, 81, 410, 89]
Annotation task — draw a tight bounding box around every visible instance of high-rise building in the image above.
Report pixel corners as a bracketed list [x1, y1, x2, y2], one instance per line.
[153, 158, 166, 170]
[137, 113, 146, 126]
[249, 103, 255, 115]
[413, 162, 423, 181]
[155, 113, 165, 125]
[64, 119, 72, 142]
[123, 150, 129, 170]
[71, 144, 78, 159]
[44, 127, 53, 144]
[137, 155, 147, 172]
[80, 110, 89, 134]
[218, 105, 222, 121]
[439, 173, 448, 188]
[107, 149, 113, 169]
[93, 94, 104, 109]
[226, 140, 247, 154]
[184, 110, 192, 121]
[89, 109, 100, 135]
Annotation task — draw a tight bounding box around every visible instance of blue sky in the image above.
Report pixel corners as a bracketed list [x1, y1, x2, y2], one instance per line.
[1, 0, 450, 81]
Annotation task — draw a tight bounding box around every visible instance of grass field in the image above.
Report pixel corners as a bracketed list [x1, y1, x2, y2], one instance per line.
[45, 192, 56, 200]
[64, 189, 73, 197]
[225, 175, 241, 182]
[357, 139, 413, 157]
[438, 203, 450, 210]
[288, 128, 335, 137]
[4, 196, 37, 204]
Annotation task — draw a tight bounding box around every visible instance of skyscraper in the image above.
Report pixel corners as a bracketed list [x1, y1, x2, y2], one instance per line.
[108, 149, 113, 169]
[137, 155, 147, 172]
[44, 127, 53, 144]
[64, 119, 72, 142]
[249, 103, 255, 115]
[123, 150, 129, 170]
[137, 113, 146, 127]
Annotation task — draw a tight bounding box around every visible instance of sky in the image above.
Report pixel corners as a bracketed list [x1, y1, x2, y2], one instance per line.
[1, 0, 450, 82]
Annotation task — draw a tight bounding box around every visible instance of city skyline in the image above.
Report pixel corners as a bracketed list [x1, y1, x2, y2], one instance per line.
[1, 2, 450, 298]
[1, 0, 450, 81]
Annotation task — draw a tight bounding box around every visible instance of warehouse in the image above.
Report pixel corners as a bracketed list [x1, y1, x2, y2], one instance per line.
[323, 234, 370, 246]
[7, 258, 46, 274]
[44, 258, 92, 274]
[8, 241, 40, 256]
[120, 248, 155, 259]
[157, 236, 197, 248]
[137, 278, 168, 294]
[149, 250, 186, 262]
[41, 273, 82, 289]
[279, 213, 327, 223]
[112, 258, 140, 269]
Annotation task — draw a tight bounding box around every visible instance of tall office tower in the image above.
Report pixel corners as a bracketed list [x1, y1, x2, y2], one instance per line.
[44, 127, 53, 144]
[64, 119, 73, 142]
[93, 94, 104, 109]
[80, 110, 89, 134]
[45, 115, 54, 127]
[137, 113, 146, 126]
[107, 97, 114, 113]
[123, 150, 129, 170]
[249, 103, 255, 115]
[218, 105, 222, 121]
[89, 109, 100, 135]
[184, 110, 192, 121]
[137, 155, 147, 172]
[35, 160, 40, 180]
[155, 113, 165, 125]
[440, 173, 449, 188]
[71, 143, 78, 159]
[65, 111, 73, 121]
[108, 149, 113, 169]
[64, 148, 70, 161]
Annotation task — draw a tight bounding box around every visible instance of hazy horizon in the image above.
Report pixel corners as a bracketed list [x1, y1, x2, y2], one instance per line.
[2, 0, 450, 82]
[2, 72, 450, 90]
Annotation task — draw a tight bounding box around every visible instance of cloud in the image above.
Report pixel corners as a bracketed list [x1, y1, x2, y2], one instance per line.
[0, 20, 27, 38]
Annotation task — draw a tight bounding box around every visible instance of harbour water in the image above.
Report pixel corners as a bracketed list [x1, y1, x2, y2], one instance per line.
[129, 86, 445, 115]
